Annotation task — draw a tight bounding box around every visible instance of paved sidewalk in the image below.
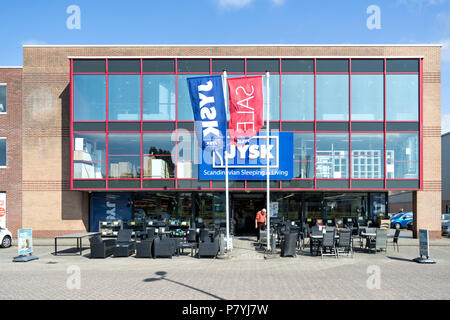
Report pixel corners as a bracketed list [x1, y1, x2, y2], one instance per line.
[1, 235, 449, 300]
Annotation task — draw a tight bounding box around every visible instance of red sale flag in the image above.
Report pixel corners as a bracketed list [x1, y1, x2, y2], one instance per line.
[227, 76, 264, 143]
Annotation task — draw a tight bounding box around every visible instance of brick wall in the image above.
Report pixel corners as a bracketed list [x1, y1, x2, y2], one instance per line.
[0, 67, 22, 236]
[21, 45, 442, 238]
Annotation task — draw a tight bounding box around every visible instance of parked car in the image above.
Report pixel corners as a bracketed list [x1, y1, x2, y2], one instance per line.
[442, 214, 450, 224]
[0, 226, 12, 248]
[442, 221, 450, 237]
[406, 220, 413, 230]
[390, 212, 413, 229]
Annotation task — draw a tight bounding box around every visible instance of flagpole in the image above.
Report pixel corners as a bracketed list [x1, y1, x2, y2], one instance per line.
[266, 71, 271, 252]
[222, 71, 231, 251]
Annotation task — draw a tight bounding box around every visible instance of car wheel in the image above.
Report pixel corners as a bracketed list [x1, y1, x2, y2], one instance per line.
[395, 223, 401, 230]
[1, 236, 11, 248]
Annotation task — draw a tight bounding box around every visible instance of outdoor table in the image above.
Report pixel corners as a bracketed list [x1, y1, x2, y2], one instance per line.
[361, 232, 376, 251]
[177, 242, 197, 257]
[309, 234, 339, 255]
[54, 232, 100, 256]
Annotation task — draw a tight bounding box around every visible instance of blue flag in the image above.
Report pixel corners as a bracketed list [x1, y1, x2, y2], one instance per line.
[187, 75, 227, 152]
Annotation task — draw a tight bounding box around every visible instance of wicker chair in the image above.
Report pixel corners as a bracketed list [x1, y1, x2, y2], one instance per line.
[113, 229, 136, 257]
[320, 229, 338, 259]
[89, 235, 116, 258]
[337, 229, 353, 258]
[281, 232, 297, 257]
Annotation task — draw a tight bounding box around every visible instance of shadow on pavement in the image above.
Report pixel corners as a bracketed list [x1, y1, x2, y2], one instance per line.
[387, 256, 414, 263]
[144, 271, 225, 300]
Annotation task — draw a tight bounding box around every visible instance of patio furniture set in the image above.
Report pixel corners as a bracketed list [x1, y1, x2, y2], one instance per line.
[259, 218, 401, 259]
[88, 226, 221, 259]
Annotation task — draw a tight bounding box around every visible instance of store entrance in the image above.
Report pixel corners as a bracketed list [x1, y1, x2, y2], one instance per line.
[231, 193, 266, 236]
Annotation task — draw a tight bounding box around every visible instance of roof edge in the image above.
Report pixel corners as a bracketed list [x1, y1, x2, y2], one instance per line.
[23, 43, 443, 48]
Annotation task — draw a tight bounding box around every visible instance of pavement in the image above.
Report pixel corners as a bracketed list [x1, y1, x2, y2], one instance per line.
[1, 232, 449, 300]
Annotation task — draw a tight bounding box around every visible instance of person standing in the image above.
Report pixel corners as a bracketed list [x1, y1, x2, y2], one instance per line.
[255, 208, 267, 241]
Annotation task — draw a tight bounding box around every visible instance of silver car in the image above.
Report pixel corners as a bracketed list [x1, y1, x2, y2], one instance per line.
[442, 221, 450, 237]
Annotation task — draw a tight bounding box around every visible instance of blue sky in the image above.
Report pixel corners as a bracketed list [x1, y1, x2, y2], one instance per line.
[1, 0, 449, 131]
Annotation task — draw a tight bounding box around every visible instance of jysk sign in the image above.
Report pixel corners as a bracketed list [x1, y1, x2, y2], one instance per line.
[187, 75, 227, 151]
[199, 132, 293, 180]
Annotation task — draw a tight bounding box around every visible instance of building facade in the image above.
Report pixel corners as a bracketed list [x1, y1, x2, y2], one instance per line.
[0, 44, 442, 238]
[442, 132, 450, 213]
[0, 67, 22, 236]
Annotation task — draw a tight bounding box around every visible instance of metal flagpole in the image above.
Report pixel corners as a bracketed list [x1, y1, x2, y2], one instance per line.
[222, 71, 231, 251]
[266, 71, 271, 251]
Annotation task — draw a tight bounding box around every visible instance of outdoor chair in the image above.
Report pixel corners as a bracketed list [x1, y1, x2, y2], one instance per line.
[367, 228, 388, 254]
[392, 229, 401, 252]
[320, 229, 338, 259]
[259, 229, 268, 248]
[153, 236, 174, 258]
[199, 229, 210, 242]
[187, 229, 197, 243]
[326, 226, 336, 233]
[89, 235, 116, 258]
[136, 237, 154, 258]
[337, 229, 353, 258]
[198, 235, 219, 258]
[144, 227, 156, 239]
[113, 229, 136, 257]
[281, 232, 297, 257]
[311, 226, 322, 236]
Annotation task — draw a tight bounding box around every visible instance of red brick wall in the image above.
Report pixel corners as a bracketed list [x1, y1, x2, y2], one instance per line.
[0, 68, 22, 236]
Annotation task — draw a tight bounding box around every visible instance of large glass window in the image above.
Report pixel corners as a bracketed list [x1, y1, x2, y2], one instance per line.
[281, 75, 314, 121]
[73, 133, 106, 179]
[0, 138, 6, 166]
[351, 75, 383, 121]
[108, 133, 141, 178]
[108, 75, 141, 121]
[316, 75, 349, 121]
[386, 75, 419, 121]
[386, 133, 419, 179]
[262, 74, 280, 121]
[143, 75, 175, 121]
[73, 75, 106, 121]
[176, 132, 198, 179]
[177, 74, 208, 121]
[143, 133, 175, 178]
[316, 133, 349, 179]
[0, 84, 6, 113]
[323, 193, 367, 219]
[351, 133, 384, 179]
[293, 133, 314, 178]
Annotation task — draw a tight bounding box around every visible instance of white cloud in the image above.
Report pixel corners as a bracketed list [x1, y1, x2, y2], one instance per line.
[440, 38, 450, 61]
[21, 40, 47, 46]
[216, 0, 253, 9]
[398, 0, 447, 5]
[442, 114, 450, 134]
[215, 0, 285, 10]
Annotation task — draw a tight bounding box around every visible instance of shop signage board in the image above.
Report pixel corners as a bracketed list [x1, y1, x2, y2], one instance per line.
[419, 229, 429, 258]
[13, 229, 39, 262]
[199, 132, 293, 180]
[0, 192, 6, 228]
[413, 229, 436, 264]
[270, 202, 279, 217]
[17, 229, 33, 256]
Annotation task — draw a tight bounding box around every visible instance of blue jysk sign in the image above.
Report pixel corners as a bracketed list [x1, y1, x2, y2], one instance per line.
[187, 75, 227, 151]
[199, 132, 293, 180]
